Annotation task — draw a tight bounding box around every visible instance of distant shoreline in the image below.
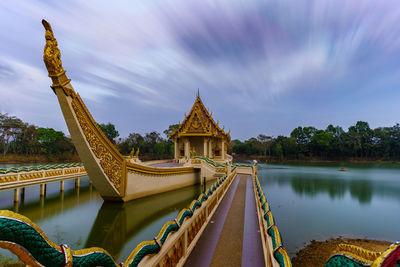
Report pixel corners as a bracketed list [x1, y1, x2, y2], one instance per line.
[233, 156, 400, 165]
[0, 154, 80, 165]
[1, 154, 399, 166]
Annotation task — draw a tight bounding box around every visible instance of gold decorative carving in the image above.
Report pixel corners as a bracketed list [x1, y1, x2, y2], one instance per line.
[127, 162, 196, 176]
[169, 93, 230, 141]
[71, 96, 124, 193]
[333, 243, 381, 263]
[41, 20, 71, 89]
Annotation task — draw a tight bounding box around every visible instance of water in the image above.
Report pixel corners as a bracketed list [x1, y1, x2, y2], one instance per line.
[0, 166, 213, 263]
[2, 162, 398, 262]
[258, 163, 400, 257]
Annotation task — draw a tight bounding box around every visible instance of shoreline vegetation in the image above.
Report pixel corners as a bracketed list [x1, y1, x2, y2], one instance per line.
[2, 154, 400, 166]
[292, 237, 392, 267]
[2, 113, 400, 166]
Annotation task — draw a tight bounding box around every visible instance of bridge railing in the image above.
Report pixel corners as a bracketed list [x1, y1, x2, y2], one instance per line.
[0, 163, 86, 189]
[253, 166, 292, 267]
[193, 156, 225, 168]
[191, 156, 227, 178]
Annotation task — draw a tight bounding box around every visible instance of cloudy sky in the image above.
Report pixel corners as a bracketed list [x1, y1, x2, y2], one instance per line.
[1, 1, 400, 140]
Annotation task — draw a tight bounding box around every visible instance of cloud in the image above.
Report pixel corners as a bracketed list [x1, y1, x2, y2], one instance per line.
[1, 0, 400, 139]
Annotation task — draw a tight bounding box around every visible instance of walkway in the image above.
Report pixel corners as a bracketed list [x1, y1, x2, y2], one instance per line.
[185, 174, 265, 267]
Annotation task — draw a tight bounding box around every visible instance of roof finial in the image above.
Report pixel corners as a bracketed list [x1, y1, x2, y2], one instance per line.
[197, 88, 200, 98]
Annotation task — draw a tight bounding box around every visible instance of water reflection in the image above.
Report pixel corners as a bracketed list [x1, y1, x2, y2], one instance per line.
[289, 177, 372, 204]
[14, 184, 96, 220]
[259, 165, 400, 204]
[349, 180, 372, 204]
[85, 184, 202, 259]
[291, 177, 346, 199]
[257, 164, 400, 257]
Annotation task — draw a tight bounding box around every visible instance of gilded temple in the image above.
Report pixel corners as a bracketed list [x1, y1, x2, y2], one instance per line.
[170, 91, 231, 163]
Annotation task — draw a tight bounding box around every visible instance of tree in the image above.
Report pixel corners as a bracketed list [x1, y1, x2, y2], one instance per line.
[0, 114, 24, 156]
[348, 121, 372, 158]
[163, 124, 179, 140]
[310, 130, 332, 158]
[98, 123, 119, 144]
[37, 128, 66, 158]
[257, 134, 273, 158]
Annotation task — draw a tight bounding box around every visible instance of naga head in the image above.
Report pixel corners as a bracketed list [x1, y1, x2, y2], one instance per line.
[42, 19, 70, 88]
[42, 20, 54, 41]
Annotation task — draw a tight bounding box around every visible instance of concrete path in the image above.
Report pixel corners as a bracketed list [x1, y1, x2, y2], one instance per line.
[185, 174, 265, 267]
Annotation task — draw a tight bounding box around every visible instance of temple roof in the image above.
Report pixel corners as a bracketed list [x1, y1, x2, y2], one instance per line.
[169, 91, 230, 140]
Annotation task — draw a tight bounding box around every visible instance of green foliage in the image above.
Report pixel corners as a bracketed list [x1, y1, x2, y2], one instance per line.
[232, 121, 400, 161]
[2, 113, 400, 162]
[163, 124, 179, 140]
[0, 113, 76, 160]
[97, 123, 119, 144]
[117, 125, 177, 160]
[37, 128, 75, 159]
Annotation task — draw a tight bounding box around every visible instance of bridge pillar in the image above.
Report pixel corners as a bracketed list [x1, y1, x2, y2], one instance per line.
[60, 180, 64, 191]
[40, 184, 46, 196]
[14, 188, 20, 203]
[20, 187, 25, 202]
[75, 178, 80, 188]
[13, 202, 19, 213]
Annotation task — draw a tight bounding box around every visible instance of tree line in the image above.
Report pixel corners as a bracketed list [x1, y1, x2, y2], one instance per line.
[0, 113, 77, 161]
[2, 112, 399, 163]
[231, 121, 400, 161]
[100, 123, 179, 161]
[0, 113, 177, 162]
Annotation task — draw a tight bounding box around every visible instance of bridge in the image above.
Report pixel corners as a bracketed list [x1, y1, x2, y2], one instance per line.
[0, 163, 87, 203]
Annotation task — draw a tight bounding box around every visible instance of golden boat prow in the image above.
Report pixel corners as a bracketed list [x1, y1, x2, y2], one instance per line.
[41, 19, 231, 202]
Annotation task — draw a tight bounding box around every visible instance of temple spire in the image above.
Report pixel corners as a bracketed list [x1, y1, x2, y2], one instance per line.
[197, 88, 200, 98]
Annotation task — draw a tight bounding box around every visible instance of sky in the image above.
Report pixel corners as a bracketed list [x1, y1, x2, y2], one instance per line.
[1, 1, 400, 140]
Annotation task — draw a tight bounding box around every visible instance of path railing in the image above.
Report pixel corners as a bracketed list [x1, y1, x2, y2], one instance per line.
[253, 165, 292, 267]
[193, 156, 225, 168]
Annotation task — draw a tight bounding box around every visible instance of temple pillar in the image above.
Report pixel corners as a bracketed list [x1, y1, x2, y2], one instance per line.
[221, 140, 225, 159]
[184, 138, 190, 159]
[203, 138, 207, 158]
[174, 139, 178, 160]
[209, 139, 213, 159]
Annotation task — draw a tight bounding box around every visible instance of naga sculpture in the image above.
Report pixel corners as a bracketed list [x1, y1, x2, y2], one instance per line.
[42, 20, 71, 90]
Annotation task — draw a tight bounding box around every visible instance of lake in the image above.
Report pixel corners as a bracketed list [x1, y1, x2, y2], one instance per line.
[257, 163, 400, 257]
